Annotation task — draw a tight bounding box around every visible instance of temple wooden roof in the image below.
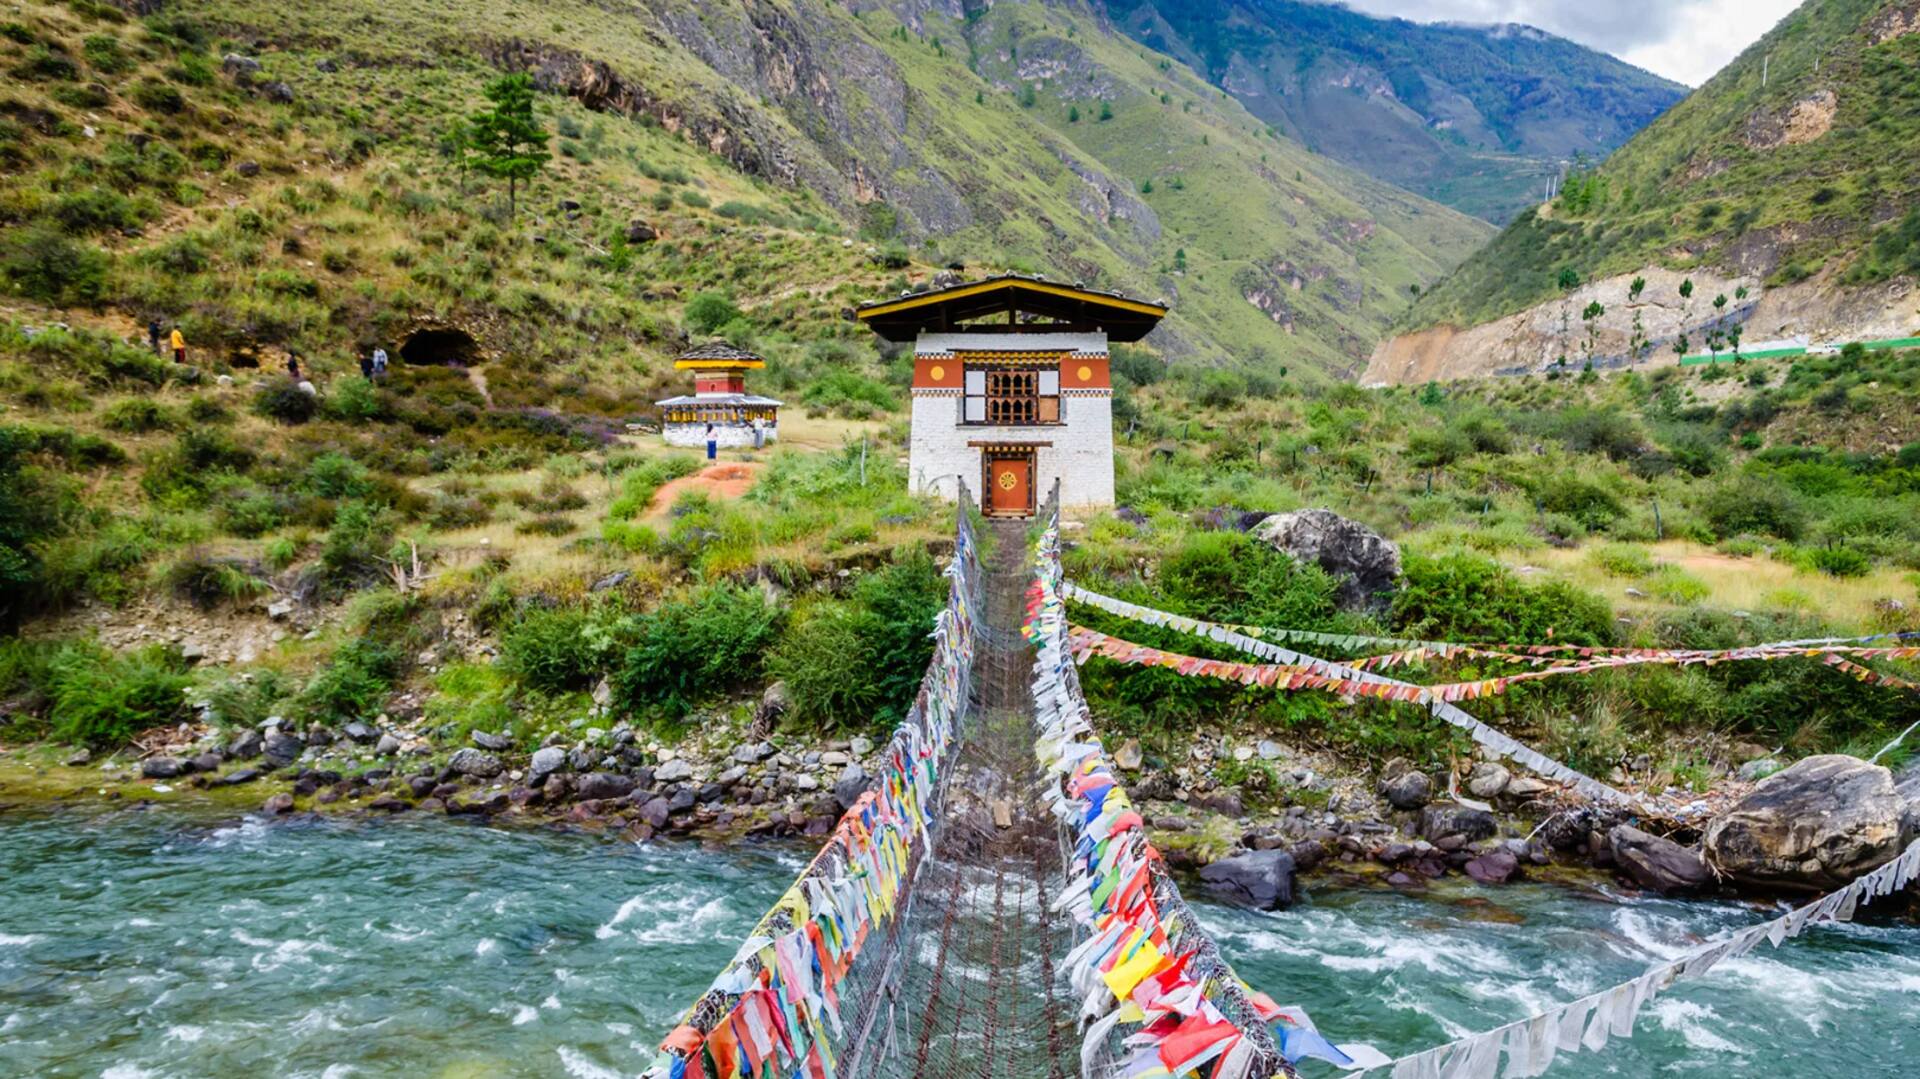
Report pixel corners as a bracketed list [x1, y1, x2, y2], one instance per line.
[674, 341, 765, 370]
[855, 275, 1169, 343]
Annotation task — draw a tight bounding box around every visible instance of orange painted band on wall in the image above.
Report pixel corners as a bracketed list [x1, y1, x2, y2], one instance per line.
[911, 356, 1110, 389]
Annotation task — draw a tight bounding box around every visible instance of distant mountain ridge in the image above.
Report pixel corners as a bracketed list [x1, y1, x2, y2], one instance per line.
[1368, 0, 1920, 384]
[1098, 0, 1687, 222]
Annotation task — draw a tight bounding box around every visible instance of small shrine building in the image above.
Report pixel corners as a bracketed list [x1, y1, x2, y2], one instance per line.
[655, 341, 782, 449]
[856, 275, 1167, 516]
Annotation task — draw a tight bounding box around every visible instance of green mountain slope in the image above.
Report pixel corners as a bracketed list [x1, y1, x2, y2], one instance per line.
[1404, 0, 1920, 334]
[0, 0, 1489, 380]
[1100, 0, 1686, 223]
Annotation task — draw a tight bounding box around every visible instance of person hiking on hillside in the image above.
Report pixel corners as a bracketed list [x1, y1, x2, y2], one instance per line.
[359, 350, 374, 381]
[286, 350, 302, 380]
[169, 326, 186, 364]
[371, 345, 388, 378]
[704, 422, 718, 462]
[147, 319, 163, 357]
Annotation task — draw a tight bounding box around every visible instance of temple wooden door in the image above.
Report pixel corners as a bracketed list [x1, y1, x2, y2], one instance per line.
[984, 451, 1034, 517]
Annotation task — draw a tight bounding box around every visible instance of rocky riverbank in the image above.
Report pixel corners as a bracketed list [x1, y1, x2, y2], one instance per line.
[5, 709, 1915, 916]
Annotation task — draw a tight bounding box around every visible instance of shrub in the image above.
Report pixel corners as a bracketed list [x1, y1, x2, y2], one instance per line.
[140, 428, 254, 506]
[1644, 565, 1710, 604]
[0, 224, 111, 306]
[683, 291, 743, 336]
[1392, 551, 1614, 645]
[255, 381, 318, 423]
[130, 78, 186, 113]
[606, 454, 703, 520]
[802, 369, 896, 415]
[299, 637, 400, 724]
[325, 377, 383, 422]
[101, 398, 177, 433]
[304, 452, 373, 500]
[613, 583, 782, 717]
[318, 500, 392, 588]
[501, 605, 600, 693]
[1158, 531, 1342, 628]
[1531, 472, 1624, 531]
[1700, 475, 1806, 540]
[1797, 544, 1871, 578]
[47, 642, 192, 748]
[1588, 543, 1654, 578]
[163, 552, 268, 609]
[767, 551, 945, 729]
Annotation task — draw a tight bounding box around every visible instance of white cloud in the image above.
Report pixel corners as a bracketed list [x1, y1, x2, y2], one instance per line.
[1337, 0, 1802, 85]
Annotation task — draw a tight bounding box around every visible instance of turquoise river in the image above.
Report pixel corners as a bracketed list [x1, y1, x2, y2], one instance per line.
[3, 805, 1918, 1077]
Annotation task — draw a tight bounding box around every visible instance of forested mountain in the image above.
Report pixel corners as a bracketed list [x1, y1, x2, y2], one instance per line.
[1371, 0, 1920, 384]
[1100, 0, 1686, 222]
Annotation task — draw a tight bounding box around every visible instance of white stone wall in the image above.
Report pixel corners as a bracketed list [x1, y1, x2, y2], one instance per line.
[908, 391, 1114, 509]
[663, 423, 777, 450]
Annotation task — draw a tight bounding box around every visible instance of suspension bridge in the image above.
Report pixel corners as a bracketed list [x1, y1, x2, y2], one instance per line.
[641, 484, 1920, 1079]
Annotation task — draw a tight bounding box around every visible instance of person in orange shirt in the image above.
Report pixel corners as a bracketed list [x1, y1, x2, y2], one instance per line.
[169, 326, 186, 363]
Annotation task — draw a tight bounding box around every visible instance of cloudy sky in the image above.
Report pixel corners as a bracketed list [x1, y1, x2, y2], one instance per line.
[1340, 0, 1801, 85]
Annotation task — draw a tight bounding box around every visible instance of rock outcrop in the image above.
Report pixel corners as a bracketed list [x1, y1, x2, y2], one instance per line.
[1252, 509, 1401, 612]
[1199, 849, 1296, 909]
[1703, 755, 1914, 892]
[1610, 824, 1712, 893]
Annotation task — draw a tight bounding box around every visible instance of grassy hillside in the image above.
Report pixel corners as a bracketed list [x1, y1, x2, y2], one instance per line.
[1406, 0, 1920, 331]
[1104, 0, 1685, 222]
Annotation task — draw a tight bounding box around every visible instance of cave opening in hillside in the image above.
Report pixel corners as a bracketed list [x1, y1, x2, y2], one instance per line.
[399, 328, 480, 366]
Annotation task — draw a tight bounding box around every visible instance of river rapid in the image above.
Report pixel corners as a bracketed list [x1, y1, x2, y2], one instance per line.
[3, 806, 1918, 1078]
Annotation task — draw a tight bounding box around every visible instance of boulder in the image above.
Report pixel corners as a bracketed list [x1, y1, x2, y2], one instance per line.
[1113, 739, 1143, 771]
[732, 741, 776, 765]
[526, 746, 566, 785]
[1379, 770, 1432, 811]
[342, 720, 378, 744]
[262, 81, 295, 104]
[624, 220, 657, 244]
[471, 730, 513, 752]
[227, 729, 264, 760]
[834, 764, 869, 811]
[1466, 762, 1512, 800]
[1251, 509, 1401, 612]
[576, 772, 636, 801]
[656, 758, 694, 783]
[375, 732, 403, 757]
[1419, 804, 1497, 846]
[1610, 825, 1713, 894]
[221, 53, 261, 76]
[447, 748, 504, 779]
[262, 792, 295, 814]
[1704, 755, 1914, 891]
[638, 796, 671, 828]
[1503, 776, 1556, 802]
[234, 160, 261, 178]
[1464, 849, 1519, 885]
[214, 768, 260, 787]
[1198, 849, 1297, 910]
[142, 757, 185, 779]
[263, 731, 305, 767]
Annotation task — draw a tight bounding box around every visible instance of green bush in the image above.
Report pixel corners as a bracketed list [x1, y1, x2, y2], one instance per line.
[46, 642, 192, 748]
[163, 552, 268, 609]
[1157, 531, 1343, 628]
[1700, 475, 1807, 540]
[299, 637, 400, 725]
[101, 398, 178, 433]
[1588, 543, 1654, 578]
[768, 551, 945, 729]
[0, 224, 111, 306]
[254, 381, 318, 424]
[318, 500, 392, 588]
[683, 291, 743, 336]
[613, 582, 782, 717]
[1644, 565, 1710, 604]
[326, 377, 384, 422]
[1392, 551, 1614, 645]
[501, 605, 601, 693]
[606, 454, 702, 520]
[802, 369, 896, 415]
[1796, 544, 1872, 578]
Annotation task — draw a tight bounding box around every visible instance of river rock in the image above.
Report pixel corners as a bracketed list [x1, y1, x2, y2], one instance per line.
[835, 764, 869, 811]
[526, 746, 566, 785]
[342, 720, 378, 744]
[1114, 739, 1143, 770]
[851, 735, 874, 757]
[576, 772, 635, 801]
[656, 758, 694, 783]
[447, 748, 504, 778]
[375, 732, 403, 756]
[215, 768, 260, 787]
[263, 792, 295, 814]
[1252, 509, 1401, 612]
[731, 741, 775, 765]
[1737, 757, 1783, 781]
[1419, 804, 1497, 846]
[1610, 824, 1712, 893]
[191, 752, 223, 774]
[227, 729, 264, 760]
[795, 774, 820, 791]
[1464, 848, 1520, 885]
[1466, 762, 1512, 799]
[1503, 776, 1555, 802]
[142, 757, 185, 779]
[368, 793, 408, 812]
[638, 796, 671, 828]
[1703, 754, 1913, 891]
[263, 731, 305, 767]
[1257, 739, 1283, 761]
[1379, 769, 1432, 811]
[1199, 849, 1297, 910]
[716, 765, 749, 788]
[667, 788, 696, 814]
[471, 730, 513, 751]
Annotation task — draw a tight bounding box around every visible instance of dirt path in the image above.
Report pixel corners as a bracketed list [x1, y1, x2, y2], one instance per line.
[466, 365, 495, 408]
[646, 462, 762, 517]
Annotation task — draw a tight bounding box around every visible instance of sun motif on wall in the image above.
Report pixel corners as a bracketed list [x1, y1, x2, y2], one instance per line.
[1077, 365, 1093, 382]
[930, 364, 945, 381]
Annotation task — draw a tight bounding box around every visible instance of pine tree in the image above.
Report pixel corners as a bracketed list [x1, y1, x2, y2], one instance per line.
[1068, 104, 1080, 123]
[467, 73, 551, 220]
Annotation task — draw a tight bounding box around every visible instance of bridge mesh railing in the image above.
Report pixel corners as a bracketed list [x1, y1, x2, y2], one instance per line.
[1027, 482, 1296, 1079]
[647, 493, 984, 1079]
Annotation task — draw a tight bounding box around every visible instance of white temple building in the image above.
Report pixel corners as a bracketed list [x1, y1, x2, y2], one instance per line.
[654, 341, 781, 449]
